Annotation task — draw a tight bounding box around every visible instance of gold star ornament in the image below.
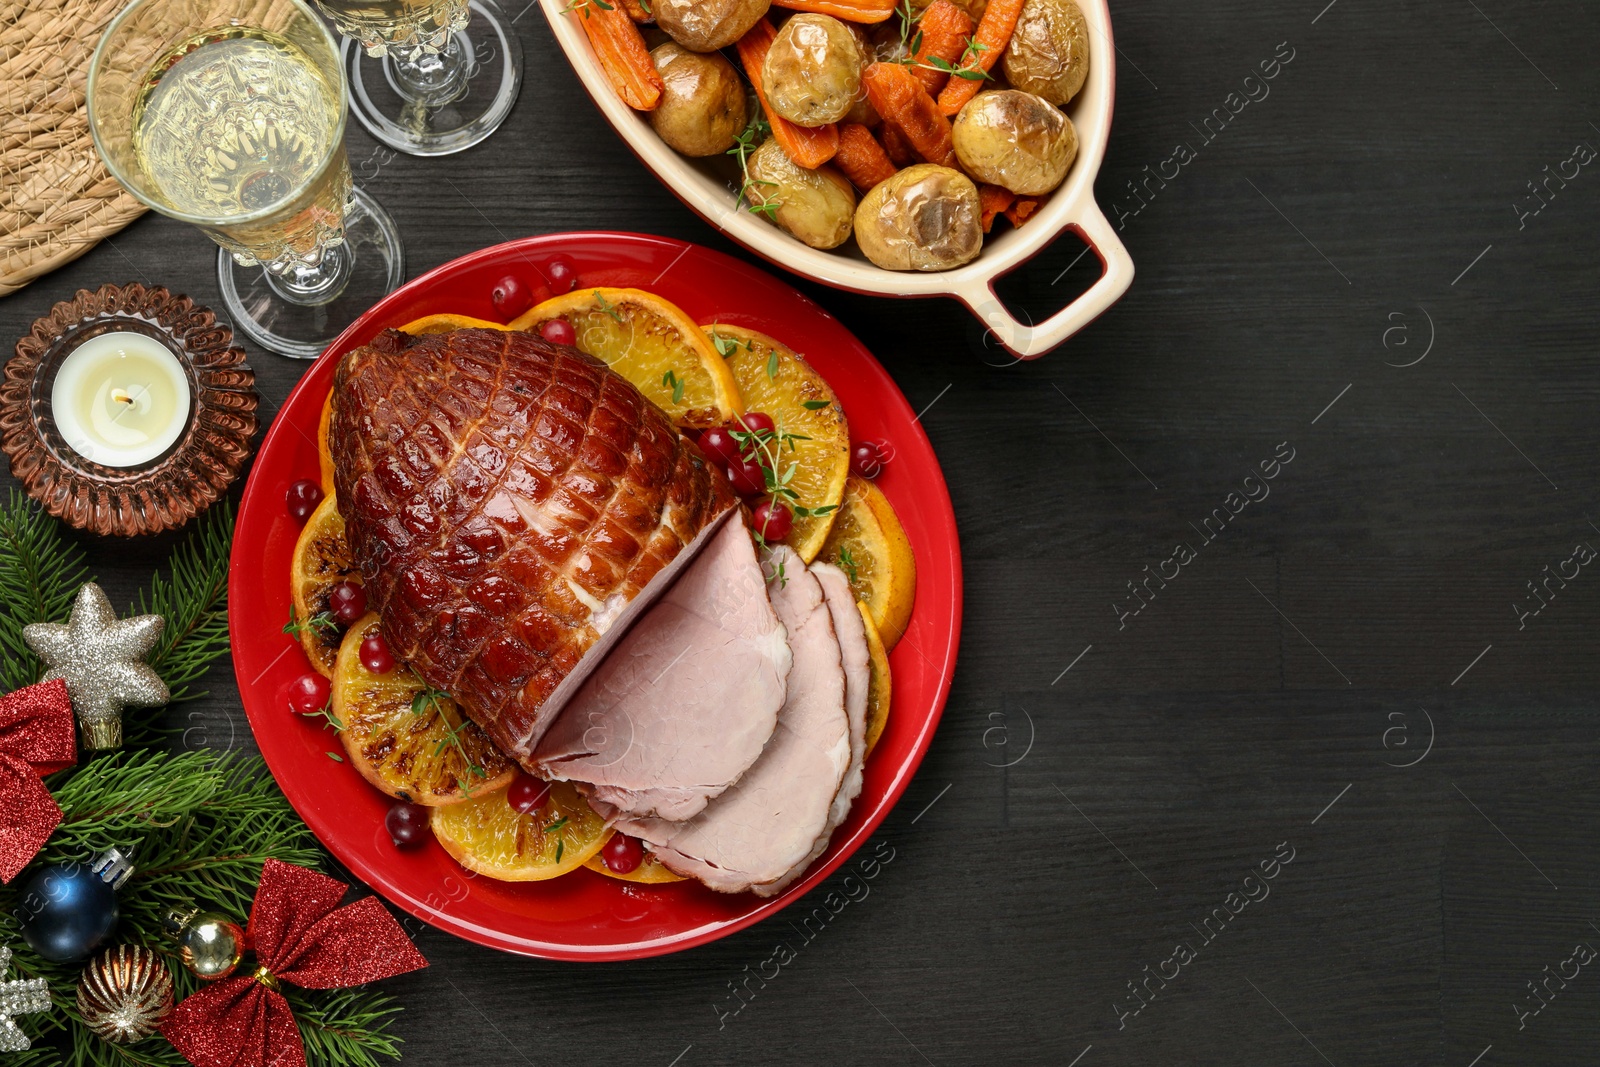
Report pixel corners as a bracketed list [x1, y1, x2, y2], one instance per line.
[23, 583, 169, 750]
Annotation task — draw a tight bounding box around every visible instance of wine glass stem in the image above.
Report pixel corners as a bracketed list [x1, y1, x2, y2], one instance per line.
[388, 32, 469, 107]
[262, 241, 355, 307]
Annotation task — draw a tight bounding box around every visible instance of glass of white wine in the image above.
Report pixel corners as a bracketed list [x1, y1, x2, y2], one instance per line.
[315, 0, 524, 156]
[88, 0, 404, 360]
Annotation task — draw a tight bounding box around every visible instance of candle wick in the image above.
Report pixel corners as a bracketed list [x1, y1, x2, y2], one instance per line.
[109, 383, 151, 425]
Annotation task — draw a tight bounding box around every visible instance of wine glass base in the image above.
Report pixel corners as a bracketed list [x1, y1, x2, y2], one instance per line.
[343, 0, 524, 157]
[216, 187, 405, 361]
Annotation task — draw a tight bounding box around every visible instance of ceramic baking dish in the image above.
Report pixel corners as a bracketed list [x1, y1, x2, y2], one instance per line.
[542, 0, 1132, 359]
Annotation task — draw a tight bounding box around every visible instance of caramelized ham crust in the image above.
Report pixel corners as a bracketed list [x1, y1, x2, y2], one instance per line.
[330, 328, 737, 759]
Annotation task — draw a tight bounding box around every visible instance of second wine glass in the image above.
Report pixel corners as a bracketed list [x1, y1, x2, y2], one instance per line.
[316, 0, 525, 156]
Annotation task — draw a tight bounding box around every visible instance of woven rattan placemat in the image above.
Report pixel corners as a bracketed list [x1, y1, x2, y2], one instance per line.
[1, 0, 299, 297]
[1, 0, 147, 297]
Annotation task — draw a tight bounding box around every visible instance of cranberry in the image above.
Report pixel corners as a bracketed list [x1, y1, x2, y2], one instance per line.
[738, 411, 776, 437]
[699, 426, 743, 468]
[751, 499, 793, 541]
[288, 672, 331, 715]
[507, 774, 552, 815]
[852, 441, 885, 479]
[327, 581, 367, 626]
[286, 480, 323, 523]
[546, 256, 577, 294]
[602, 833, 644, 874]
[727, 458, 765, 496]
[386, 801, 431, 848]
[490, 274, 533, 320]
[360, 631, 395, 674]
[540, 318, 576, 346]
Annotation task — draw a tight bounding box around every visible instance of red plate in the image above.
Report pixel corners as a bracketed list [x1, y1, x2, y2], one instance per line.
[229, 233, 962, 960]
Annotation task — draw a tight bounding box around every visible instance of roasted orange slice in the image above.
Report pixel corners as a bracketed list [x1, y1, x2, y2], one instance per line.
[330, 614, 515, 805]
[289, 495, 358, 678]
[818, 475, 917, 648]
[859, 602, 892, 757]
[510, 288, 740, 428]
[709, 325, 850, 562]
[431, 780, 611, 881]
[397, 312, 510, 336]
[316, 387, 336, 496]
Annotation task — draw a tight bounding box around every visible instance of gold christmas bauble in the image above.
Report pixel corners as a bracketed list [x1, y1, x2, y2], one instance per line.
[163, 907, 244, 980]
[76, 945, 174, 1044]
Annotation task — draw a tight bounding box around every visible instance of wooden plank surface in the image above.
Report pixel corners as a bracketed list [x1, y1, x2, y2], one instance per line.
[4, 0, 1599, 1063]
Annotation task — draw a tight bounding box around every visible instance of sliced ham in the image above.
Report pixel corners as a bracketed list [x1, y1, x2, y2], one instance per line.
[754, 561, 870, 896]
[532, 519, 789, 821]
[619, 547, 853, 894]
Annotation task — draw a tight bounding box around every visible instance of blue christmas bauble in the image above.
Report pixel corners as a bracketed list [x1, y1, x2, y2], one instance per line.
[16, 862, 120, 963]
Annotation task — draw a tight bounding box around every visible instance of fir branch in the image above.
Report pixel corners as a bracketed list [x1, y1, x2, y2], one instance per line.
[0, 489, 91, 691]
[2, 751, 406, 1067]
[290, 989, 406, 1067]
[130, 503, 234, 703]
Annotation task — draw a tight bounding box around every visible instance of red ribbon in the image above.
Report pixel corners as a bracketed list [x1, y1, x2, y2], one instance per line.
[161, 859, 428, 1067]
[0, 678, 77, 884]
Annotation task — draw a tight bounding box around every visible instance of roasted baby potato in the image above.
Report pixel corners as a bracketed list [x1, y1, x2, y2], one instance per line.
[853, 163, 982, 270]
[952, 90, 1077, 195]
[649, 43, 749, 156]
[655, 0, 770, 52]
[748, 138, 857, 249]
[1001, 0, 1089, 106]
[762, 13, 865, 127]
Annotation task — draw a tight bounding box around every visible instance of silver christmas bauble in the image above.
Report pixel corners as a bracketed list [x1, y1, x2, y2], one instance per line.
[76, 945, 173, 1044]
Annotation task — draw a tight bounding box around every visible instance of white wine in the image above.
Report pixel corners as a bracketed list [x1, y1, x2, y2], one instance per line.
[133, 30, 352, 270]
[317, 0, 471, 57]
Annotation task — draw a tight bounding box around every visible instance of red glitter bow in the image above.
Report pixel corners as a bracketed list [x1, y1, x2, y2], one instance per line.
[161, 858, 428, 1067]
[0, 679, 77, 883]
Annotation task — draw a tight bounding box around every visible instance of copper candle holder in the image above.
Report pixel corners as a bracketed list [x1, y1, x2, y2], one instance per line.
[0, 283, 258, 537]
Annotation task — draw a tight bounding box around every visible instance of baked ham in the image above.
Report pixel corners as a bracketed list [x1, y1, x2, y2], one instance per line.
[330, 328, 737, 760]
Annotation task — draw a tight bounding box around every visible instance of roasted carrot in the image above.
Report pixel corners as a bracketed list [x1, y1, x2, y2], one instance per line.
[1003, 192, 1049, 227]
[936, 0, 1023, 116]
[907, 0, 975, 97]
[618, 0, 653, 22]
[862, 62, 957, 168]
[772, 0, 897, 23]
[977, 183, 1016, 232]
[577, 1, 663, 110]
[879, 123, 918, 166]
[835, 124, 900, 190]
[737, 19, 840, 168]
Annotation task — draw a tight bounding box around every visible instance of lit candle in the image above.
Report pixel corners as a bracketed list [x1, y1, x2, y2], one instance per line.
[50, 332, 192, 468]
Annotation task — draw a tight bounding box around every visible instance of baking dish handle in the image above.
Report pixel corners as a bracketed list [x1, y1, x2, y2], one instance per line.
[951, 198, 1135, 361]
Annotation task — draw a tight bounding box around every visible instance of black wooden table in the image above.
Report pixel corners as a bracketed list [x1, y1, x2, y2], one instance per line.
[7, 1, 1600, 1063]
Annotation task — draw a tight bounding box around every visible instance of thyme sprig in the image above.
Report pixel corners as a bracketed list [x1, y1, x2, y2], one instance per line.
[895, 0, 921, 57]
[412, 686, 489, 795]
[727, 115, 778, 219]
[283, 607, 338, 637]
[896, 26, 993, 81]
[708, 328, 755, 359]
[593, 290, 624, 323]
[837, 545, 860, 585]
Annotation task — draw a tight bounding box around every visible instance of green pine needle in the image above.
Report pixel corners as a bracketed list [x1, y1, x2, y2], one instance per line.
[1, 751, 406, 1065]
[130, 502, 234, 704]
[0, 489, 92, 691]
